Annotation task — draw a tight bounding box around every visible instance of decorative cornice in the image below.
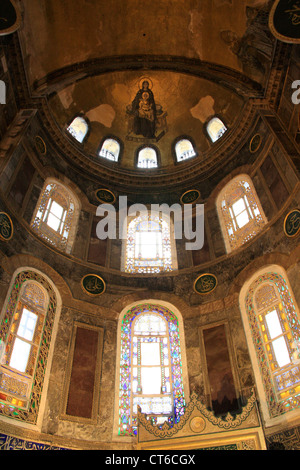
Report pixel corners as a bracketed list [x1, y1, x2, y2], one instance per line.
[30, 55, 264, 99]
[1, 30, 292, 194]
[36, 98, 259, 193]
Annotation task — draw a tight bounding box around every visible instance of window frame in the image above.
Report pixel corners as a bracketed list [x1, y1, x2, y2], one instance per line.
[2, 282, 47, 381]
[97, 135, 123, 164]
[239, 266, 300, 426]
[30, 178, 80, 254]
[135, 145, 161, 170]
[205, 115, 228, 144]
[65, 114, 90, 145]
[131, 313, 174, 423]
[122, 211, 177, 274]
[43, 198, 68, 235]
[0, 270, 60, 424]
[173, 136, 198, 164]
[113, 301, 188, 438]
[217, 174, 267, 253]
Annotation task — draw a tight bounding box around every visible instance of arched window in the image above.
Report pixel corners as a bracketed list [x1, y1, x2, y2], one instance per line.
[0, 269, 59, 423]
[137, 147, 158, 169]
[206, 116, 227, 143]
[175, 139, 196, 162]
[7, 283, 47, 375]
[98, 138, 120, 162]
[217, 174, 267, 253]
[115, 302, 187, 436]
[123, 212, 176, 273]
[240, 266, 300, 424]
[31, 179, 80, 254]
[67, 116, 89, 143]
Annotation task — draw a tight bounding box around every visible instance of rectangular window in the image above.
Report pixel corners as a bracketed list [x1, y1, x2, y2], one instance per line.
[9, 308, 38, 373]
[17, 308, 38, 341]
[135, 231, 163, 259]
[231, 196, 251, 229]
[265, 309, 283, 339]
[141, 342, 160, 365]
[261, 306, 291, 369]
[272, 337, 291, 368]
[141, 367, 161, 394]
[46, 200, 65, 232]
[9, 338, 31, 373]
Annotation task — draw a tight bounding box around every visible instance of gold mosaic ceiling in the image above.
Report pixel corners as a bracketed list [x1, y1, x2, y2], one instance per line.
[19, 0, 274, 171]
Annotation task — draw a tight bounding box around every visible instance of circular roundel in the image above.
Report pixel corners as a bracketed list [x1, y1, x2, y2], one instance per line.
[193, 273, 218, 295]
[95, 189, 116, 205]
[81, 274, 106, 296]
[249, 133, 262, 153]
[35, 135, 47, 155]
[180, 189, 200, 205]
[190, 416, 206, 433]
[0, 212, 13, 241]
[284, 208, 300, 238]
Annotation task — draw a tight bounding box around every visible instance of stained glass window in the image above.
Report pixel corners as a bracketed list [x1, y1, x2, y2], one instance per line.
[31, 180, 79, 254]
[117, 304, 186, 436]
[0, 279, 49, 413]
[124, 213, 174, 274]
[99, 138, 120, 162]
[206, 116, 227, 143]
[137, 147, 158, 169]
[67, 116, 89, 143]
[244, 269, 300, 419]
[175, 139, 196, 162]
[217, 175, 267, 253]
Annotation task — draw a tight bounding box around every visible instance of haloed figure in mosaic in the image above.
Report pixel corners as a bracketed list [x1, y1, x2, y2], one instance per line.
[131, 80, 157, 139]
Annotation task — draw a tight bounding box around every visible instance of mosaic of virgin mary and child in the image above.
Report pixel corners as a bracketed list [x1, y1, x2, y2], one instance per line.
[126, 79, 167, 141]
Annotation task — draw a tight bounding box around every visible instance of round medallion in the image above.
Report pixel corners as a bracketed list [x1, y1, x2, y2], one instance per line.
[95, 189, 116, 205]
[284, 209, 300, 238]
[249, 133, 262, 153]
[81, 274, 106, 296]
[35, 135, 47, 155]
[194, 273, 218, 295]
[180, 189, 200, 205]
[0, 1, 22, 36]
[0, 212, 13, 241]
[190, 416, 206, 433]
[269, 0, 300, 44]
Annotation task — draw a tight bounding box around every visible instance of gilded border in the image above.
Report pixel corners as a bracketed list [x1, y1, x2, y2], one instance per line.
[95, 189, 116, 205]
[0, 1, 22, 36]
[0, 212, 13, 241]
[180, 189, 200, 205]
[193, 273, 218, 295]
[283, 208, 300, 238]
[269, 0, 300, 44]
[80, 274, 106, 297]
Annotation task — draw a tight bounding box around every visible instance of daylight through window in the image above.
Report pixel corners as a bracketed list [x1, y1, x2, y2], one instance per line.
[67, 116, 89, 143]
